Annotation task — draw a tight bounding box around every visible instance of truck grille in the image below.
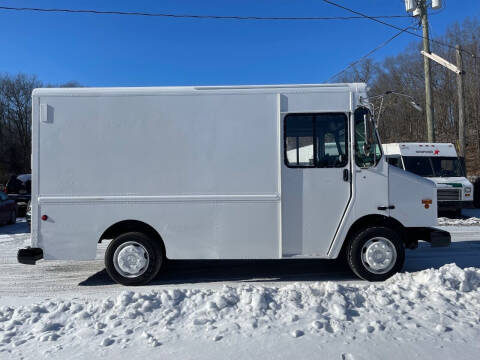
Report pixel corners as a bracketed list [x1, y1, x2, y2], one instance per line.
[437, 188, 461, 201]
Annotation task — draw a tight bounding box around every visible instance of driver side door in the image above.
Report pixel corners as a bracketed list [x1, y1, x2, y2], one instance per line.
[282, 112, 352, 257]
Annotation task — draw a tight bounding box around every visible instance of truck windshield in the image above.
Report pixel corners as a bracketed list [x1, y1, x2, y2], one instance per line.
[431, 157, 464, 177]
[403, 156, 464, 177]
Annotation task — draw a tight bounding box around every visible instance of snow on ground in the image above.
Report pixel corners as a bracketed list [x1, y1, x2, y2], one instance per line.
[438, 217, 480, 226]
[1, 264, 479, 359]
[438, 208, 480, 226]
[0, 218, 479, 359]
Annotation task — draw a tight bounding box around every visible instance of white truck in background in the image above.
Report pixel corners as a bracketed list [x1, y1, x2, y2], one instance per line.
[383, 143, 473, 214]
[18, 84, 450, 285]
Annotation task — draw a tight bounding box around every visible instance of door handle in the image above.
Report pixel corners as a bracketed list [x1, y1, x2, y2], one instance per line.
[343, 169, 350, 182]
[378, 205, 395, 211]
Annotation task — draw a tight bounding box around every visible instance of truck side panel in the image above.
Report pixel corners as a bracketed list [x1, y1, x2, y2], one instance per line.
[35, 93, 281, 260]
[39, 199, 280, 260]
[37, 94, 279, 196]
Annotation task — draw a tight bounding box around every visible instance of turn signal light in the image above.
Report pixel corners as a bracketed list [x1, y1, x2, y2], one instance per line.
[422, 199, 432, 209]
[41, 215, 48, 221]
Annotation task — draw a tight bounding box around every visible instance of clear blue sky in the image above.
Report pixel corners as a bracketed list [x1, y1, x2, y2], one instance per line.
[1, 0, 479, 86]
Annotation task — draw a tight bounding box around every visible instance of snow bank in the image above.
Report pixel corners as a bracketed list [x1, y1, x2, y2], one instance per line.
[438, 216, 480, 225]
[1, 264, 479, 356]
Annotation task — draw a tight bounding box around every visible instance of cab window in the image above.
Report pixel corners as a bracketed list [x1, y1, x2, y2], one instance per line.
[285, 113, 348, 168]
[285, 115, 315, 167]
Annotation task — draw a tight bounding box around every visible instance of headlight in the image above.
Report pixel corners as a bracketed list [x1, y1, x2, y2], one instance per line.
[464, 186, 472, 194]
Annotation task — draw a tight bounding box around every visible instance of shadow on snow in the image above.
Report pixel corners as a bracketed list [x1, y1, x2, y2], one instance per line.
[78, 240, 480, 287]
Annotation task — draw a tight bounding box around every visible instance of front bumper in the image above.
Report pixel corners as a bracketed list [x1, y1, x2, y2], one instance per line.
[17, 247, 43, 265]
[438, 200, 474, 210]
[406, 227, 451, 248]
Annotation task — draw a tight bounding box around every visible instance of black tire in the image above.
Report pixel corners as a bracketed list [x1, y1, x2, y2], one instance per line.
[346, 226, 405, 282]
[105, 232, 164, 286]
[7, 210, 16, 225]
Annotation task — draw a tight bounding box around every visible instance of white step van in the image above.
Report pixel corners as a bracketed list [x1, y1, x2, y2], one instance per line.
[383, 143, 473, 213]
[18, 84, 450, 284]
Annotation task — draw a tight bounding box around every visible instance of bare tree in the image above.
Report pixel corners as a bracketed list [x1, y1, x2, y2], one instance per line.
[0, 74, 41, 180]
[0, 74, 81, 182]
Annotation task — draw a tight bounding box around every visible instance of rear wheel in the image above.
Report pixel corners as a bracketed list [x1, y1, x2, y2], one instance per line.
[105, 232, 164, 285]
[347, 226, 405, 282]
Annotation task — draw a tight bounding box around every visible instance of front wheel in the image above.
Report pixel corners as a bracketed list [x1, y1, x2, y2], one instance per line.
[346, 226, 405, 282]
[105, 232, 164, 285]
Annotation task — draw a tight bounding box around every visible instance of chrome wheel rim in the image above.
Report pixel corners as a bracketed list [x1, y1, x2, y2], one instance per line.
[361, 237, 397, 274]
[113, 241, 149, 278]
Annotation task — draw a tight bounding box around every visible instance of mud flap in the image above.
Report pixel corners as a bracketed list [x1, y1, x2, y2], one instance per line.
[17, 247, 43, 265]
[406, 227, 451, 248]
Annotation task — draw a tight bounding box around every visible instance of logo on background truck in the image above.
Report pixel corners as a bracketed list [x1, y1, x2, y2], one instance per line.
[415, 149, 440, 155]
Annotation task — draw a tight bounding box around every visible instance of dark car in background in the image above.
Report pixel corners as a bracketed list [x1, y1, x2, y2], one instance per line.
[5, 174, 31, 217]
[0, 192, 17, 226]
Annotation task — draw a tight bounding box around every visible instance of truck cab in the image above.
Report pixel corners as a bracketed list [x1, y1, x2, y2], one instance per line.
[383, 143, 473, 213]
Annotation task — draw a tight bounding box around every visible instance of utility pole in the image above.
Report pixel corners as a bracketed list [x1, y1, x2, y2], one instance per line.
[421, 47, 467, 170]
[419, 0, 435, 142]
[456, 45, 466, 160]
[405, 0, 438, 142]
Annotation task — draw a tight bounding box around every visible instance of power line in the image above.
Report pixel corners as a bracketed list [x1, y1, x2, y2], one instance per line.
[325, 26, 413, 83]
[0, 5, 411, 21]
[321, 0, 478, 59]
[2, 3, 476, 59]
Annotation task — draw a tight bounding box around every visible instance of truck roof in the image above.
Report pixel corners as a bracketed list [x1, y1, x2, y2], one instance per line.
[382, 143, 458, 157]
[32, 83, 367, 97]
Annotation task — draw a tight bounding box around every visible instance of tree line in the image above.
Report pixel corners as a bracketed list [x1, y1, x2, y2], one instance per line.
[336, 17, 480, 175]
[0, 74, 79, 184]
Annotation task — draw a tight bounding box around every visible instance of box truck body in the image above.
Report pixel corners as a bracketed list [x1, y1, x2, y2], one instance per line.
[18, 84, 450, 284]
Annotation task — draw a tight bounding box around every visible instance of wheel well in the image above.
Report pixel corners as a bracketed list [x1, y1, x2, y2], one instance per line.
[99, 220, 166, 254]
[340, 215, 409, 256]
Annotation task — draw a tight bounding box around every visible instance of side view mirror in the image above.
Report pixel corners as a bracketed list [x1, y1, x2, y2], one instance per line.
[363, 113, 375, 156]
[363, 143, 371, 157]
